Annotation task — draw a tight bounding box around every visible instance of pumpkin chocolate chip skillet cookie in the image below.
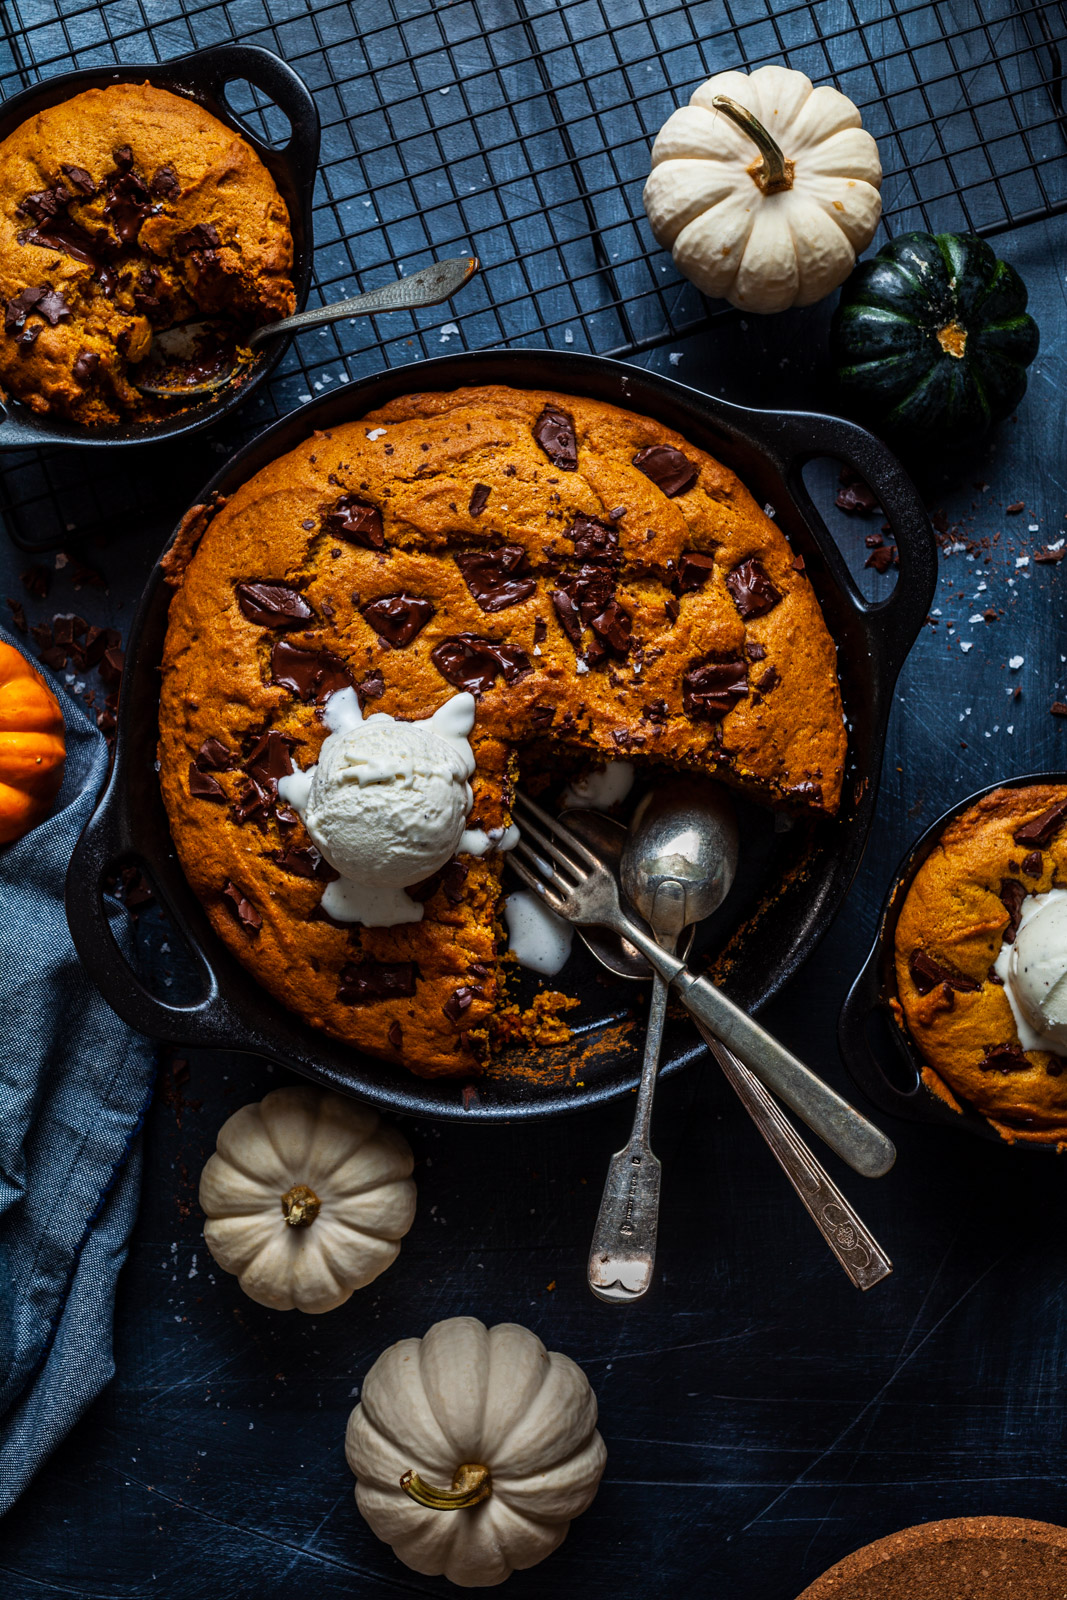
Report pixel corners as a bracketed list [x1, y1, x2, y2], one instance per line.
[158, 383, 847, 1077]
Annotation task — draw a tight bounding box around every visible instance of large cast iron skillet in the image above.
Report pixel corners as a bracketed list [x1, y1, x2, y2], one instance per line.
[840, 772, 1067, 1148]
[65, 349, 937, 1120]
[0, 44, 319, 449]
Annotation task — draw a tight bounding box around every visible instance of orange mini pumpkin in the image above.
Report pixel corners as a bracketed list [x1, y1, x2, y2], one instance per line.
[0, 641, 66, 845]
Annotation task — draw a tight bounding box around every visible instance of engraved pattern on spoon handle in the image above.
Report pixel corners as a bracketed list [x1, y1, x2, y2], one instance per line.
[248, 256, 478, 345]
[698, 1026, 893, 1291]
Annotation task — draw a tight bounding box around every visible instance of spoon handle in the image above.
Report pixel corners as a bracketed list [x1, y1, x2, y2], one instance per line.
[249, 255, 479, 347]
[700, 1028, 892, 1291]
[587, 973, 669, 1304]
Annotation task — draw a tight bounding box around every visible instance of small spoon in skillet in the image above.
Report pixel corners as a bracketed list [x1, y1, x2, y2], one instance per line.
[135, 254, 480, 399]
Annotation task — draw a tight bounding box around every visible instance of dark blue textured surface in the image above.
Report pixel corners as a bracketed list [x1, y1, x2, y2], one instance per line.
[1, 1, 1066, 1594]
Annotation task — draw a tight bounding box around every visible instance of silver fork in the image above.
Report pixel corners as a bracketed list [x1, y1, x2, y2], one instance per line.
[510, 792, 896, 1181]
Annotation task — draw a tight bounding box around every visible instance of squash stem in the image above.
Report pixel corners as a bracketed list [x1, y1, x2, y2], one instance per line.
[280, 1184, 321, 1227]
[711, 95, 794, 194]
[400, 1463, 492, 1510]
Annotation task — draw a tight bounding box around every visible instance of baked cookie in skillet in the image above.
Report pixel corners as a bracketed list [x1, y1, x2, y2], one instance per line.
[159, 384, 847, 1077]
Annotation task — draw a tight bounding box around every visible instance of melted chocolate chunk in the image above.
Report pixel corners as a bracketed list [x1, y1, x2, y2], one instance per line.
[455, 546, 536, 612]
[388, 1020, 403, 1050]
[360, 592, 435, 647]
[633, 445, 698, 496]
[112, 145, 134, 169]
[1014, 800, 1067, 848]
[235, 581, 314, 628]
[357, 669, 385, 702]
[682, 659, 749, 720]
[533, 404, 578, 470]
[72, 349, 99, 385]
[725, 558, 783, 620]
[38, 286, 70, 326]
[232, 776, 273, 826]
[196, 737, 233, 771]
[979, 1043, 1030, 1073]
[150, 163, 180, 199]
[338, 960, 417, 1003]
[430, 634, 532, 694]
[103, 169, 156, 245]
[908, 949, 981, 995]
[223, 880, 261, 932]
[589, 599, 632, 657]
[188, 762, 224, 800]
[270, 640, 353, 702]
[16, 184, 100, 265]
[533, 616, 548, 645]
[1022, 849, 1043, 878]
[245, 729, 295, 791]
[468, 483, 491, 516]
[674, 552, 716, 594]
[565, 512, 617, 564]
[529, 705, 555, 730]
[444, 984, 482, 1024]
[409, 859, 469, 907]
[174, 221, 221, 253]
[551, 564, 615, 637]
[323, 494, 385, 550]
[4, 286, 43, 333]
[61, 164, 97, 196]
[1000, 879, 1026, 943]
[272, 842, 338, 882]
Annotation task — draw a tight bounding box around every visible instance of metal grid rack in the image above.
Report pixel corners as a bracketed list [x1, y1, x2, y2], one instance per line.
[0, 0, 1065, 552]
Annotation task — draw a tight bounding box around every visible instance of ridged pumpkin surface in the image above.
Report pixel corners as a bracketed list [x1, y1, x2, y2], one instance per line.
[0, 642, 66, 845]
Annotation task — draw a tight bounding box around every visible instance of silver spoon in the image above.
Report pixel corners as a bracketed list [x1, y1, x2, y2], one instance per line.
[586, 780, 739, 1304]
[574, 798, 892, 1295]
[135, 254, 480, 398]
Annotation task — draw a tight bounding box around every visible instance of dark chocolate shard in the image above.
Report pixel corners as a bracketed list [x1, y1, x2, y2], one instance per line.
[1022, 849, 1043, 878]
[150, 163, 181, 199]
[357, 669, 385, 702]
[468, 483, 491, 516]
[431, 634, 532, 694]
[1000, 879, 1026, 943]
[979, 1043, 1030, 1074]
[223, 880, 261, 932]
[633, 444, 698, 496]
[103, 169, 157, 245]
[1014, 800, 1067, 849]
[533, 404, 578, 470]
[338, 960, 417, 1003]
[908, 949, 981, 995]
[4, 286, 44, 333]
[272, 842, 339, 882]
[564, 512, 617, 564]
[682, 659, 748, 719]
[188, 762, 225, 800]
[72, 349, 100, 385]
[196, 736, 234, 771]
[588, 599, 632, 657]
[232, 776, 273, 826]
[235, 581, 314, 628]
[551, 564, 615, 642]
[756, 664, 781, 694]
[443, 984, 483, 1024]
[360, 592, 435, 647]
[61, 163, 97, 196]
[674, 552, 715, 594]
[409, 859, 469, 907]
[388, 1020, 403, 1050]
[455, 546, 536, 613]
[174, 222, 221, 253]
[323, 494, 385, 550]
[270, 639, 353, 702]
[36, 286, 70, 326]
[725, 558, 782, 620]
[245, 729, 295, 791]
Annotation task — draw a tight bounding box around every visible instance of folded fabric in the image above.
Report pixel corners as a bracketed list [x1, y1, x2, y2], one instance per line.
[0, 625, 156, 1513]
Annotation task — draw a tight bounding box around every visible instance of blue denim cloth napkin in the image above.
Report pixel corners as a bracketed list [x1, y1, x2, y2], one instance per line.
[0, 627, 156, 1512]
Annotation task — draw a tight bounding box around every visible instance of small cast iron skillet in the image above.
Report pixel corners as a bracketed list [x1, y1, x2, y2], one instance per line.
[65, 348, 937, 1121]
[839, 772, 1067, 1147]
[0, 43, 319, 449]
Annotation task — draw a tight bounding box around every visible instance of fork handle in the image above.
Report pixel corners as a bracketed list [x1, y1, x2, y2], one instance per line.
[609, 920, 896, 1179]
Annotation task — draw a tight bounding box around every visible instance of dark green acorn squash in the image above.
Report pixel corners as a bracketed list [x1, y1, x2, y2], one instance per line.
[830, 232, 1039, 445]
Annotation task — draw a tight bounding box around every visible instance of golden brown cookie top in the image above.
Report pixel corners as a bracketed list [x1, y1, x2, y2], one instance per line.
[0, 81, 295, 425]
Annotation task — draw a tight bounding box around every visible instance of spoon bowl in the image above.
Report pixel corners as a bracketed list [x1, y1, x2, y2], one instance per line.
[621, 781, 740, 933]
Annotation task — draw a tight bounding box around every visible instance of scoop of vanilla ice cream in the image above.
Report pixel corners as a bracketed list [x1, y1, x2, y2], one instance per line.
[1006, 892, 1067, 1051]
[305, 713, 473, 886]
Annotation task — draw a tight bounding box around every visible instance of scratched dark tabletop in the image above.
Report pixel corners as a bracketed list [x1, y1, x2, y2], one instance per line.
[1, 156, 1066, 1600]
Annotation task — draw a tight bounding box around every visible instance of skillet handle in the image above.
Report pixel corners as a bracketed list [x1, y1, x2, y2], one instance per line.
[65, 770, 248, 1049]
[768, 411, 937, 681]
[181, 43, 320, 188]
[838, 937, 933, 1122]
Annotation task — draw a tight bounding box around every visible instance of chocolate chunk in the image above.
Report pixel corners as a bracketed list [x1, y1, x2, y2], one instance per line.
[564, 512, 617, 564]
[194, 737, 232, 772]
[235, 581, 314, 628]
[790, 780, 823, 806]
[61, 164, 97, 196]
[551, 586, 582, 645]
[72, 349, 99, 385]
[431, 634, 532, 694]
[468, 483, 491, 516]
[16, 324, 40, 353]
[232, 776, 273, 826]
[270, 639, 353, 702]
[444, 984, 482, 1024]
[323, 494, 385, 550]
[1014, 801, 1067, 849]
[337, 960, 417, 1003]
[664, 597, 680, 624]
[223, 880, 261, 932]
[641, 699, 669, 724]
[360, 592, 435, 647]
[529, 705, 555, 730]
[409, 858, 469, 906]
[6, 285, 69, 334]
[979, 1043, 1030, 1073]
[188, 762, 224, 800]
[682, 659, 748, 719]
[37, 286, 70, 325]
[20, 564, 50, 599]
[103, 169, 156, 245]
[745, 640, 767, 662]
[589, 599, 631, 657]
[357, 669, 385, 702]
[272, 842, 338, 882]
[1000, 878, 1026, 943]
[455, 546, 536, 613]
[1022, 850, 1043, 878]
[674, 552, 715, 594]
[16, 184, 100, 265]
[533, 617, 548, 644]
[388, 1021, 403, 1050]
[96, 264, 119, 297]
[908, 949, 981, 995]
[725, 558, 782, 620]
[112, 144, 134, 169]
[245, 729, 295, 790]
[533, 404, 578, 470]
[150, 163, 180, 199]
[174, 222, 221, 253]
[99, 645, 124, 687]
[6, 600, 26, 632]
[632, 445, 698, 496]
[865, 545, 895, 574]
[756, 664, 781, 694]
[835, 474, 879, 515]
[552, 564, 615, 631]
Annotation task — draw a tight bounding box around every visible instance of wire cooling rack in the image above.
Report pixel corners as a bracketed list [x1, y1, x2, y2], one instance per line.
[0, 0, 1065, 552]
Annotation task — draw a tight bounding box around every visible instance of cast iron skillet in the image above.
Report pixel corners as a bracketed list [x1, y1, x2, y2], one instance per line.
[839, 772, 1067, 1147]
[65, 349, 937, 1120]
[0, 44, 319, 449]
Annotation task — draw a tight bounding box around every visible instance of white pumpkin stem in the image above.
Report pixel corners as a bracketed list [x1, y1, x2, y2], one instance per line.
[711, 95, 794, 194]
[281, 1184, 321, 1227]
[400, 1463, 492, 1510]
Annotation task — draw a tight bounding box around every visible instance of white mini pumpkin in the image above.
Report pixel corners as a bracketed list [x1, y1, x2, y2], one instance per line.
[346, 1316, 607, 1587]
[644, 64, 882, 313]
[199, 1085, 416, 1313]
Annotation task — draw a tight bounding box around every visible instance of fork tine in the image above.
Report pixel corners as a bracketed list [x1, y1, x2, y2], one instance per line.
[512, 806, 587, 882]
[514, 791, 602, 871]
[506, 847, 569, 914]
